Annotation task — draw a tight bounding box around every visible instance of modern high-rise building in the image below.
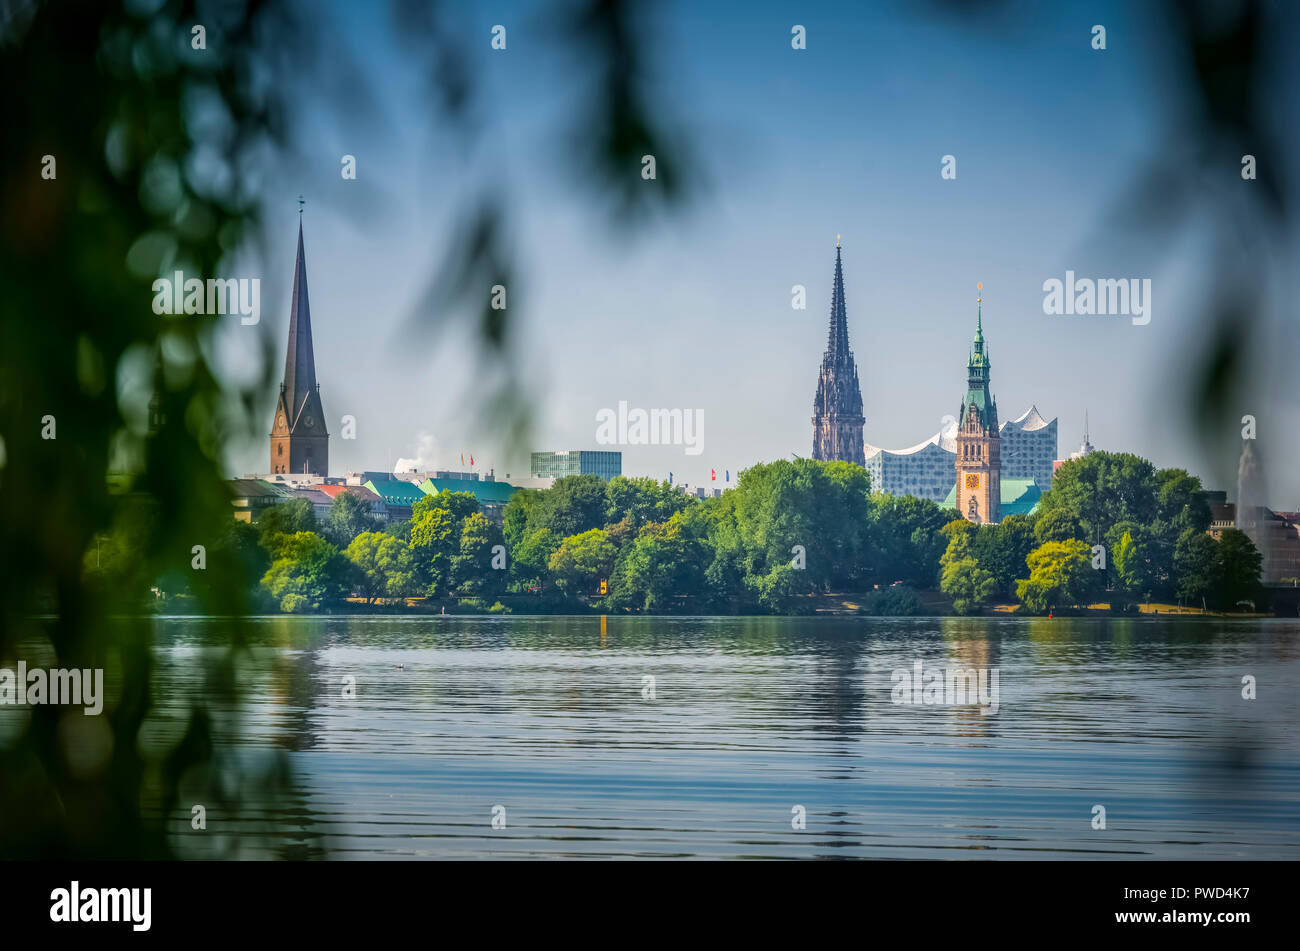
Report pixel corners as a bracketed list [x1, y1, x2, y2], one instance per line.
[530, 450, 622, 481]
[270, 214, 329, 475]
[952, 287, 1000, 524]
[811, 239, 866, 466]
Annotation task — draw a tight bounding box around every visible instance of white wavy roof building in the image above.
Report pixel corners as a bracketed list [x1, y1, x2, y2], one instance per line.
[864, 406, 1057, 502]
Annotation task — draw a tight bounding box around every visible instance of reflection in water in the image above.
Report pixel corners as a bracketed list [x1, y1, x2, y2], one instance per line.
[145, 615, 1300, 859]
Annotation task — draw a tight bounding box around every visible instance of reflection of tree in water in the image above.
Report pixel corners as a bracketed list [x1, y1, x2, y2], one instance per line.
[804, 619, 871, 738]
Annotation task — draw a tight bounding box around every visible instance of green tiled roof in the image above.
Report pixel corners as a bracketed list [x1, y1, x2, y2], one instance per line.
[941, 477, 1042, 517]
[363, 479, 426, 504]
[417, 478, 518, 505]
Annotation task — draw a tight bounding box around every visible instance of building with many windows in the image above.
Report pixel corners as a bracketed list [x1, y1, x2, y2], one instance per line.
[530, 450, 622, 481]
[864, 431, 958, 503]
[1000, 406, 1058, 486]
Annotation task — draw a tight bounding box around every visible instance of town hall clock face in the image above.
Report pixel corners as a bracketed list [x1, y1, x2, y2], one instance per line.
[965, 473, 980, 489]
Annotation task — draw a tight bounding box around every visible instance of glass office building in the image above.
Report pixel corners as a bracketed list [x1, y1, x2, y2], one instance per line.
[530, 450, 622, 481]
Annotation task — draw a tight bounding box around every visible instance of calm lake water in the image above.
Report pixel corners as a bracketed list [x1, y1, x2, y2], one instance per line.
[151, 615, 1300, 860]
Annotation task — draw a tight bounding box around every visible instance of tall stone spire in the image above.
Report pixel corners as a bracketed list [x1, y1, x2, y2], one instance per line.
[811, 237, 866, 466]
[270, 206, 329, 476]
[826, 239, 851, 358]
[282, 217, 318, 409]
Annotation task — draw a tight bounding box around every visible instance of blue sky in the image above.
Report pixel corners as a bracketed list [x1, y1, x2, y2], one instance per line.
[212, 0, 1300, 506]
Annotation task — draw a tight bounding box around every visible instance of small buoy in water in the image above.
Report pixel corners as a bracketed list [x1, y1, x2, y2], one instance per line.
[394, 664, 404, 669]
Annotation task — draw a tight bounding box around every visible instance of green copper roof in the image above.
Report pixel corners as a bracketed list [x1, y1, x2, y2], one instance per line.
[417, 478, 519, 505]
[363, 479, 425, 504]
[940, 477, 1042, 517]
[961, 299, 997, 430]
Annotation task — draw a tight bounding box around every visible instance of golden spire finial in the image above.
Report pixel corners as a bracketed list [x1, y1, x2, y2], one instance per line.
[836, 233, 841, 249]
[977, 281, 982, 303]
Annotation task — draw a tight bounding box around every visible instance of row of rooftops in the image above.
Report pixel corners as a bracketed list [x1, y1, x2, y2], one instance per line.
[230, 468, 541, 522]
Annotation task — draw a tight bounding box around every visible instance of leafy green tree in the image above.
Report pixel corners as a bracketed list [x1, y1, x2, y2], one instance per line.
[531, 474, 608, 538]
[693, 495, 748, 610]
[512, 527, 560, 589]
[731, 459, 871, 600]
[1156, 468, 1212, 538]
[751, 562, 806, 614]
[409, 503, 459, 597]
[257, 497, 317, 544]
[1174, 529, 1222, 607]
[941, 556, 996, 615]
[1039, 455, 1210, 604]
[451, 513, 506, 596]
[417, 489, 480, 525]
[346, 532, 418, 603]
[604, 476, 688, 528]
[608, 512, 706, 612]
[868, 494, 953, 587]
[202, 519, 272, 610]
[939, 526, 996, 614]
[1103, 520, 1166, 601]
[969, 514, 1037, 597]
[1033, 508, 1082, 545]
[1038, 452, 1159, 540]
[1016, 539, 1098, 613]
[548, 528, 617, 596]
[261, 531, 354, 612]
[324, 491, 381, 549]
[1109, 529, 1145, 607]
[1218, 529, 1263, 610]
[502, 488, 542, 552]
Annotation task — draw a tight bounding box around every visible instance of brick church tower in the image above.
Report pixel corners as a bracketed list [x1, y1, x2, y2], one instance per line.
[270, 211, 329, 475]
[811, 238, 866, 465]
[954, 285, 1000, 524]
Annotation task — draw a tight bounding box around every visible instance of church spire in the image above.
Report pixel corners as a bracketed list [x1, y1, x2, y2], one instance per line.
[271, 208, 329, 476]
[811, 237, 865, 466]
[282, 216, 318, 414]
[826, 237, 850, 359]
